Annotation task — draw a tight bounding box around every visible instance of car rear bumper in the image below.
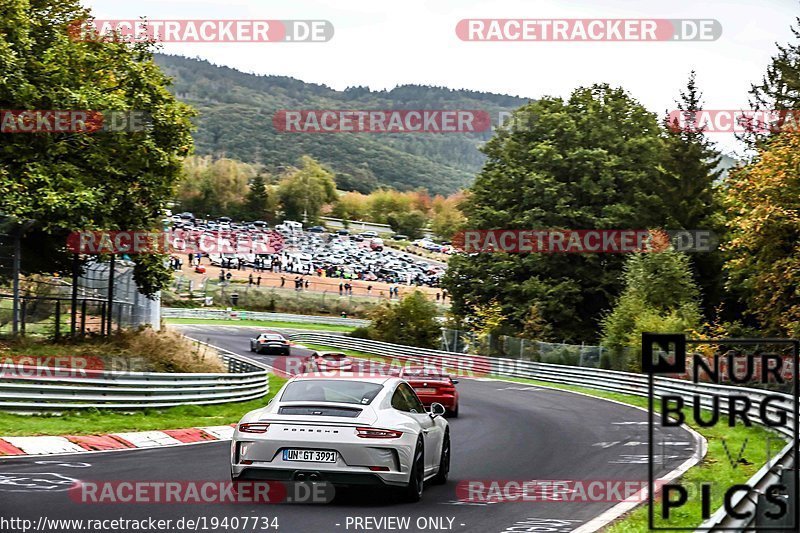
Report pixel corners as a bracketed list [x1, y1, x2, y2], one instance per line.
[258, 344, 290, 354]
[233, 468, 396, 487]
[417, 394, 457, 410]
[231, 428, 416, 487]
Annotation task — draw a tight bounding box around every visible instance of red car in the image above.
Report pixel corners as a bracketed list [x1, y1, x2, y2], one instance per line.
[394, 365, 459, 417]
[304, 351, 354, 373]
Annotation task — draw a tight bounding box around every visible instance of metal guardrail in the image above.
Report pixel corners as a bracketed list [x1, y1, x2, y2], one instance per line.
[0, 346, 270, 411]
[162, 307, 369, 327]
[288, 332, 796, 531]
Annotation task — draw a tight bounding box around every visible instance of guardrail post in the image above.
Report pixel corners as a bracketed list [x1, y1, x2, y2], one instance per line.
[80, 299, 87, 335]
[71, 254, 79, 336]
[54, 300, 61, 340]
[19, 298, 26, 336]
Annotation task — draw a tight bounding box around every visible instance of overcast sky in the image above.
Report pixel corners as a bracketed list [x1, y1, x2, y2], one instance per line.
[84, 0, 800, 155]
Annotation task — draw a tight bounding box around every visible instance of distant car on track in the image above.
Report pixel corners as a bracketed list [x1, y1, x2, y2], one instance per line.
[391, 366, 459, 417]
[249, 332, 291, 355]
[304, 351, 354, 372]
[231, 374, 450, 501]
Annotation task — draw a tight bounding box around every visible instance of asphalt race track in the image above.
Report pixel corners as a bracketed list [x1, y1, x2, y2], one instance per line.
[0, 325, 702, 533]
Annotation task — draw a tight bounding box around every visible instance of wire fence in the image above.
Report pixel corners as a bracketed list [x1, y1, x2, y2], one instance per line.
[0, 259, 160, 338]
[439, 328, 633, 370]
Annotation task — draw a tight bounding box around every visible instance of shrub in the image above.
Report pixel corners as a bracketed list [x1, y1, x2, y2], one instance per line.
[366, 291, 440, 348]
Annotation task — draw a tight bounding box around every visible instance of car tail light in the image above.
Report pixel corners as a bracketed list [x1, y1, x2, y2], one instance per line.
[356, 427, 403, 439]
[239, 423, 270, 433]
[368, 466, 390, 471]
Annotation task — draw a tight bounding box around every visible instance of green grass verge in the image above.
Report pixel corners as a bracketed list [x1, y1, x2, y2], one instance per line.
[492, 375, 787, 531]
[165, 317, 356, 333]
[0, 375, 287, 438]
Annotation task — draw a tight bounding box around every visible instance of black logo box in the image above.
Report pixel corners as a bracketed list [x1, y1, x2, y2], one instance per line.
[643, 333, 799, 531]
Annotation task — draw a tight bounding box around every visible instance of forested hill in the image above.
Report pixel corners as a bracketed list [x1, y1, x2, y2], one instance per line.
[154, 54, 530, 194]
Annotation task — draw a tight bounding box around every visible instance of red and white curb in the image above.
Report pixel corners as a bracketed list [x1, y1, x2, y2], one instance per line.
[0, 425, 236, 457]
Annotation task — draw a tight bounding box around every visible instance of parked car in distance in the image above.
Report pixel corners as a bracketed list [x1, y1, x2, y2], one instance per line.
[308, 226, 326, 233]
[249, 332, 291, 355]
[391, 366, 459, 417]
[392, 234, 409, 240]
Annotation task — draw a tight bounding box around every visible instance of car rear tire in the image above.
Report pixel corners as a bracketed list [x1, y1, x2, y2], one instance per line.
[250, 345, 255, 352]
[400, 438, 424, 502]
[431, 431, 450, 485]
[447, 405, 459, 418]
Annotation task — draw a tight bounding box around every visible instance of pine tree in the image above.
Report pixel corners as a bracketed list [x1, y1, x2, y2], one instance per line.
[746, 17, 800, 144]
[661, 72, 725, 315]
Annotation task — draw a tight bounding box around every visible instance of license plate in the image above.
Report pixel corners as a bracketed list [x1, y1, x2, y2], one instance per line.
[283, 449, 337, 463]
[416, 388, 436, 394]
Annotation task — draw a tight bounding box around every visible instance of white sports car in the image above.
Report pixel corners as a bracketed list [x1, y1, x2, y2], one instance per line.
[231, 375, 450, 501]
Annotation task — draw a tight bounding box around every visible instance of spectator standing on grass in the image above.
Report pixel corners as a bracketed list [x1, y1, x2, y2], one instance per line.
[219, 270, 225, 282]
[226, 272, 232, 281]
[339, 282, 343, 295]
[280, 275, 286, 287]
[367, 284, 372, 295]
[436, 292, 441, 302]
[248, 273, 253, 286]
[188, 253, 194, 265]
[305, 279, 310, 289]
[257, 276, 261, 286]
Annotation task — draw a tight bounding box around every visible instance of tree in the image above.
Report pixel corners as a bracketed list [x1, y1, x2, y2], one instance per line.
[242, 173, 277, 222]
[277, 156, 337, 223]
[0, 0, 195, 296]
[387, 210, 427, 239]
[330, 191, 369, 221]
[430, 199, 465, 240]
[366, 290, 441, 348]
[444, 84, 671, 342]
[177, 156, 255, 218]
[601, 249, 703, 371]
[661, 72, 726, 316]
[723, 128, 800, 337]
[748, 17, 800, 142]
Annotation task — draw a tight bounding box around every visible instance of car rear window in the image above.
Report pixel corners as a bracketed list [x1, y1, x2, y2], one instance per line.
[281, 380, 383, 405]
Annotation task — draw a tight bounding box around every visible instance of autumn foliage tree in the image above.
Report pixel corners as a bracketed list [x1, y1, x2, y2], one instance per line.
[723, 129, 800, 336]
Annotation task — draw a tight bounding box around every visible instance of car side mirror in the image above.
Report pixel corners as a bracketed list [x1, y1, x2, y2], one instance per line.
[451, 379, 459, 384]
[429, 402, 446, 418]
